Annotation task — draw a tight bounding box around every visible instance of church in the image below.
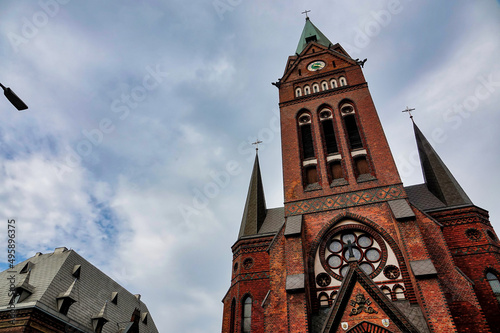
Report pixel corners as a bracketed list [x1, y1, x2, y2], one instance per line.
[221, 17, 500, 333]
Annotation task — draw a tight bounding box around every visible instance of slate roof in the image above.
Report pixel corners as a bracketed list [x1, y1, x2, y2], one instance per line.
[239, 153, 268, 238]
[0, 247, 158, 333]
[413, 121, 472, 207]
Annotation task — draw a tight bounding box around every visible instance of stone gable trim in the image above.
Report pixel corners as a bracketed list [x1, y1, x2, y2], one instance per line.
[285, 185, 405, 216]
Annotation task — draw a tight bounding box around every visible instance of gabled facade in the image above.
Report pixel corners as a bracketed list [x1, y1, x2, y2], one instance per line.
[221, 18, 500, 333]
[0, 247, 158, 333]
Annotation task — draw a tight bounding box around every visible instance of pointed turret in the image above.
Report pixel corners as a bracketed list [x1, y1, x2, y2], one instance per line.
[238, 153, 267, 238]
[413, 121, 472, 206]
[296, 17, 334, 54]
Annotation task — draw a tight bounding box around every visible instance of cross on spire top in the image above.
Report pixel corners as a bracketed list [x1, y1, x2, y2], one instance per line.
[301, 10, 311, 18]
[252, 139, 263, 151]
[402, 106, 415, 121]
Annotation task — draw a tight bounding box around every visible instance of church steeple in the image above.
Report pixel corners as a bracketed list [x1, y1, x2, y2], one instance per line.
[296, 17, 334, 54]
[238, 153, 267, 238]
[413, 121, 472, 206]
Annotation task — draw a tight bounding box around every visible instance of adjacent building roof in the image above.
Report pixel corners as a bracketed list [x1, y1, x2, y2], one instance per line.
[0, 247, 158, 333]
[296, 17, 334, 54]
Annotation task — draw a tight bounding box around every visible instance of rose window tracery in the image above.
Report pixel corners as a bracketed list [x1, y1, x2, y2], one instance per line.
[319, 227, 387, 281]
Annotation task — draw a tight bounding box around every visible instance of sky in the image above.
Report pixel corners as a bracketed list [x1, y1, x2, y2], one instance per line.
[0, 1, 499, 332]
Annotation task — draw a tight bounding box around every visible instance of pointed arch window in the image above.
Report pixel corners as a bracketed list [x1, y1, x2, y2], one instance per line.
[319, 293, 329, 307]
[304, 85, 311, 95]
[295, 87, 302, 97]
[298, 112, 319, 188]
[242, 296, 252, 333]
[393, 285, 405, 300]
[339, 76, 347, 86]
[486, 271, 500, 303]
[321, 81, 328, 91]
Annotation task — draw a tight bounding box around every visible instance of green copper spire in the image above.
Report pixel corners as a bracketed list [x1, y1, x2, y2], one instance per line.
[295, 17, 334, 54]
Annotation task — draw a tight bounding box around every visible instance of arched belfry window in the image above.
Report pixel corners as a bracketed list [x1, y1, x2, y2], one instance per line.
[242, 296, 252, 333]
[298, 112, 319, 188]
[319, 109, 338, 155]
[341, 104, 363, 150]
[486, 271, 500, 303]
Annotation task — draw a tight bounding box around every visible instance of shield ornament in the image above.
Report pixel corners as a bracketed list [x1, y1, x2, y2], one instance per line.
[382, 318, 390, 327]
[341, 322, 349, 330]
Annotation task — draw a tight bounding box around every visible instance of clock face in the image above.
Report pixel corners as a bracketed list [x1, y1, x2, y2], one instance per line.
[307, 61, 325, 71]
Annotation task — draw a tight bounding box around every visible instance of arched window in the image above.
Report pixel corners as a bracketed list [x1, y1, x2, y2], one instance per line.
[321, 81, 328, 91]
[295, 87, 302, 97]
[381, 286, 392, 299]
[319, 293, 329, 307]
[486, 271, 500, 303]
[304, 85, 311, 95]
[342, 112, 363, 150]
[242, 296, 252, 333]
[298, 113, 315, 159]
[319, 109, 338, 155]
[330, 79, 337, 89]
[339, 77, 347, 86]
[394, 286, 405, 300]
[230, 298, 236, 333]
[313, 83, 320, 93]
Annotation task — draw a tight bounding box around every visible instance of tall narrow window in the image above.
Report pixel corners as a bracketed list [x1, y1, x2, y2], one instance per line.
[304, 86, 311, 95]
[330, 79, 337, 89]
[319, 110, 338, 155]
[339, 76, 347, 86]
[299, 113, 315, 159]
[341, 104, 363, 150]
[242, 296, 252, 333]
[313, 83, 319, 93]
[230, 299, 236, 333]
[487, 272, 500, 303]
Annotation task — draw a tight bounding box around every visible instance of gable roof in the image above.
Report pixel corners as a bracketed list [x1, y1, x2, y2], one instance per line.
[321, 262, 422, 333]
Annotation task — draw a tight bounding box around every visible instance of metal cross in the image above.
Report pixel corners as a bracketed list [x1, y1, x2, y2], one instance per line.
[252, 139, 263, 151]
[345, 240, 356, 260]
[301, 10, 311, 18]
[402, 106, 415, 120]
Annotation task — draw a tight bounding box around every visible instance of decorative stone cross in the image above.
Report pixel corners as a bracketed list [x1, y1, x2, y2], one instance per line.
[252, 140, 263, 151]
[301, 10, 311, 18]
[402, 106, 415, 120]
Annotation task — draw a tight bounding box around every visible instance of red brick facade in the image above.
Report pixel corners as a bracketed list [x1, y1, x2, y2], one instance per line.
[222, 19, 500, 333]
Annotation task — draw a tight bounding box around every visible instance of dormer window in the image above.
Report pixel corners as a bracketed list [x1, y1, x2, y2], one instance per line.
[305, 35, 317, 44]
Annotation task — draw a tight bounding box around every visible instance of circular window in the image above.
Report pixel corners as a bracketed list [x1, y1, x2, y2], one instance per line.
[243, 258, 253, 270]
[383, 265, 400, 280]
[328, 240, 343, 253]
[327, 255, 342, 269]
[319, 110, 332, 119]
[341, 105, 354, 114]
[299, 114, 311, 124]
[319, 226, 387, 281]
[465, 228, 481, 241]
[316, 273, 331, 287]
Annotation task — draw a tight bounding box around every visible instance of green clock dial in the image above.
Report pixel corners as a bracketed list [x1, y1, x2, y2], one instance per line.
[307, 61, 325, 71]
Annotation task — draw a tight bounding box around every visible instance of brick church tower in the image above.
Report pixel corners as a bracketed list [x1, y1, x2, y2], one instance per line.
[221, 18, 500, 333]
